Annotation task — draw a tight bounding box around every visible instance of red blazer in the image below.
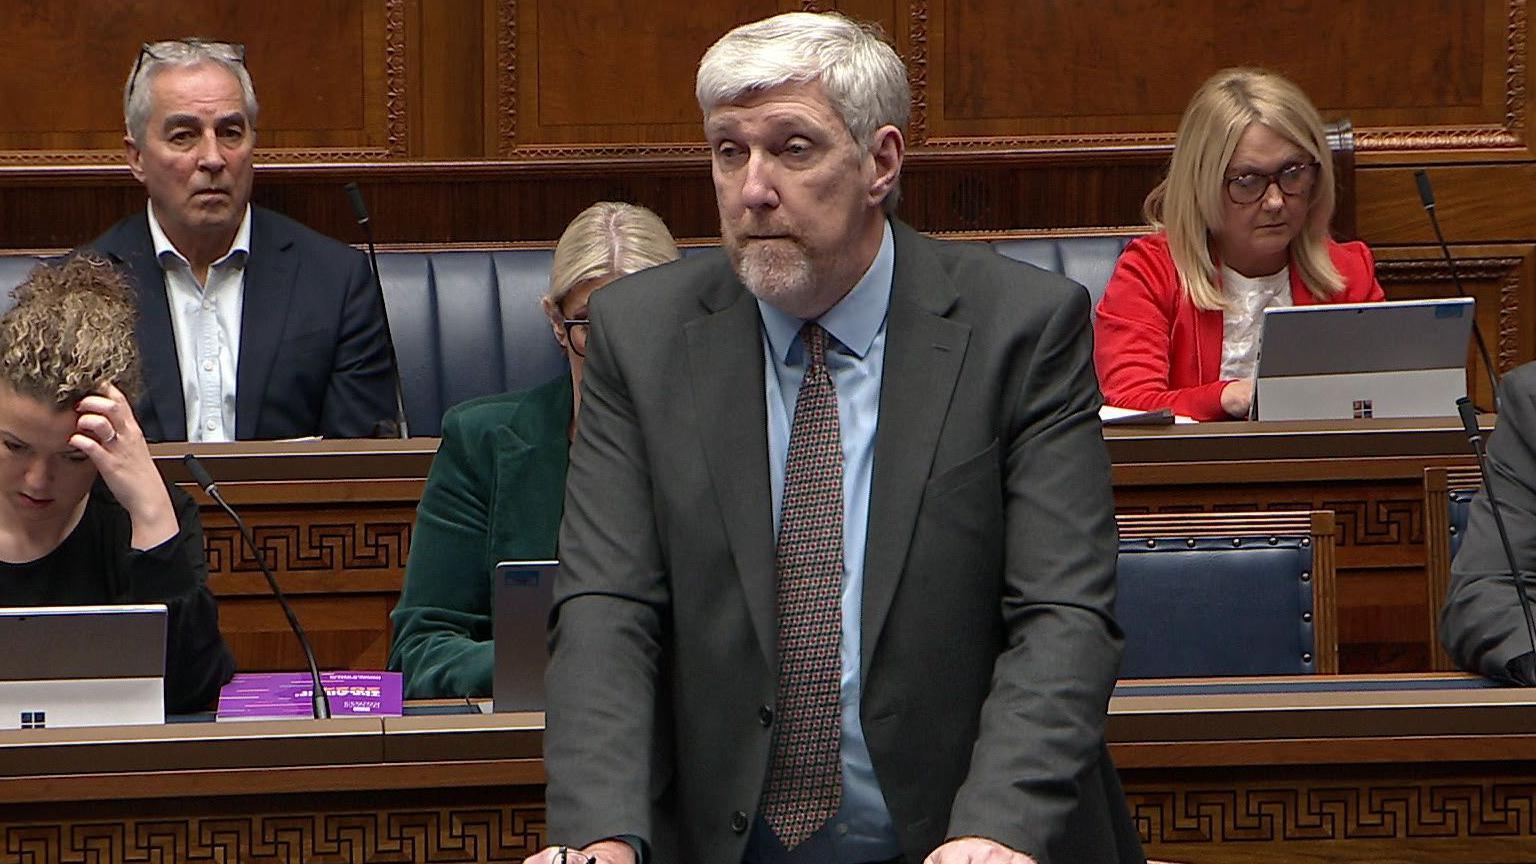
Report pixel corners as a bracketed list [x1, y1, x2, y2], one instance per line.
[1093, 232, 1385, 420]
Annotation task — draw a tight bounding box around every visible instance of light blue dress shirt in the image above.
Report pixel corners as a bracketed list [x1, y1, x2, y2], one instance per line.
[745, 220, 903, 864]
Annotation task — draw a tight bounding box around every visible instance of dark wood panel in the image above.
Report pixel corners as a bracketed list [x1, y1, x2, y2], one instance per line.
[1359, 163, 1536, 245]
[0, 0, 402, 161]
[940, 1, 1486, 131]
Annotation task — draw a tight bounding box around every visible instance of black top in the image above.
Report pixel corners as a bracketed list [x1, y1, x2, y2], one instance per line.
[0, 479, 235, 712]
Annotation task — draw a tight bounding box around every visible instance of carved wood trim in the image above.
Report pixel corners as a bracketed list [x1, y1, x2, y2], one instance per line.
[385, 0, 408, 155]
[496, 0, 517, 157]
[1128, 778, 1536, 845]
[907, 0, 930, 144]
[0, 803, 547, 864]
[1355, 0, 1528, 151]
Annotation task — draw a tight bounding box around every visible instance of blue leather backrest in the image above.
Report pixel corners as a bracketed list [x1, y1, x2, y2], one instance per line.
[990, 236, 1133, 313]
[0, 257, 48, 315]
[1115, 535, 1317, 678]
[377, 250, 567, 437]
[1449, 488, 1477, 562]
[1, 234, 1138, 438]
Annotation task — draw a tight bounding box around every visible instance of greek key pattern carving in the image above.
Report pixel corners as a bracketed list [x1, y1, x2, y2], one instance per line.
[201, 521, 412, 575]
[0, 807, 546, 864]
[1128, 782, 1536, 845]
[1114, 500, 1420, 548]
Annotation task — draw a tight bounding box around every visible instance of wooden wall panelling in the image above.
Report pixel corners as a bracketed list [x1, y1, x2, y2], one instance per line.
[190, 477, 422, 672]
[922, 1, 1512, 150]
[0, 0, 407, 164]
[412, 0, 487, 158]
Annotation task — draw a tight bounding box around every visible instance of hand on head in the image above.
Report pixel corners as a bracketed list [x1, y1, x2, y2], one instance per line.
[72, 383, 176, 548]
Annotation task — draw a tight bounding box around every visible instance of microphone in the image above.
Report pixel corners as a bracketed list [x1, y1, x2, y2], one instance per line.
[183, 453, 332, 718]
[1415, 169, 1499, 411]
[1455, 396, 1536, 679]
[344, 182, 410, 439]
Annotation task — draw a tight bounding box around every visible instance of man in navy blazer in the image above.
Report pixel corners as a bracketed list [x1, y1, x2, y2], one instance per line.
[89, 38, 396, 442]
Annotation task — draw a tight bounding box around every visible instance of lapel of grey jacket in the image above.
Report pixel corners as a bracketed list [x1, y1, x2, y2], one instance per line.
[684, 266, 777, 667]
[861, 222, 968, 675]
[235, 209, 299, 439]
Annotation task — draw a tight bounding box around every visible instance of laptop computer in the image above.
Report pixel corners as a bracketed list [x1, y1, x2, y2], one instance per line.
[1254, 297, 1474, 420]
[492, 559, 558, 713]
[0, 604, 167, 730]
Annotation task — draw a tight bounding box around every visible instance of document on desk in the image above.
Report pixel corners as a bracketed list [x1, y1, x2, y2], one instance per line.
[216, 670, 402, 720]
[1099, 405, 1194, 425]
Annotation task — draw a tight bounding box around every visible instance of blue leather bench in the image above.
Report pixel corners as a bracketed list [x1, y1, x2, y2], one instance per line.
[0, 233, 1135, 437]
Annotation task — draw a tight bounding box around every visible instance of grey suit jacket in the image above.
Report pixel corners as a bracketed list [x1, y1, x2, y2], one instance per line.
[88, 206, 397, 441]
[545, 221, 1142, 864]
[1443, 361, 1536, 681]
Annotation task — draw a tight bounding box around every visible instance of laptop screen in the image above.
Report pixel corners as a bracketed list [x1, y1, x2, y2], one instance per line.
[491, 560, 558, 713]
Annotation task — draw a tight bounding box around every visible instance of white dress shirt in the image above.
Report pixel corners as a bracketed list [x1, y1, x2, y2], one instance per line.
[1220, 264, 1292, 381]
[146, 202, 251, 442]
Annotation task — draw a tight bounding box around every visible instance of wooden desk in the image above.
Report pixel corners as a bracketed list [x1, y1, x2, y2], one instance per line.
[3, 676, 1533, 863]
[1106, 417, 1481, 672]
[153, 418, 1481, 675]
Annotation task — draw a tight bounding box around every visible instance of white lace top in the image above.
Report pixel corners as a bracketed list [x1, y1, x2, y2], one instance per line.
[1220, 264, 1292, 380]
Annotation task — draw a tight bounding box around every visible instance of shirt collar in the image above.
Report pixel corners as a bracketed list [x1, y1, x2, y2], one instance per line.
[759, 219, 894, 363]
[146, 201, 252, 269]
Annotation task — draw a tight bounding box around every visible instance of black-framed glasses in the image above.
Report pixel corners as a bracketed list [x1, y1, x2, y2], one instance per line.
[1225, 160, 1319, 205]
[557, 847, 597, 864]
[127, 39, 247, 105]
[562, 319, 591, 357]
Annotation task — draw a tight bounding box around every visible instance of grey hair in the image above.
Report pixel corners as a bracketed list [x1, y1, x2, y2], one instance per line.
[547, 202, 681, 305]
[124, 39, 258, 145]
[696, 12, 909, 213]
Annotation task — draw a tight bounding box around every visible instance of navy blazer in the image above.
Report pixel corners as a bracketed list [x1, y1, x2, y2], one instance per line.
[88, 206, 397, 441]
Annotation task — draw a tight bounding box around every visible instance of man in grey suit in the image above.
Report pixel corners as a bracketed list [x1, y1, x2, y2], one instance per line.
[529, 12, 1142, 864]
[1443, 361, 1536, 683]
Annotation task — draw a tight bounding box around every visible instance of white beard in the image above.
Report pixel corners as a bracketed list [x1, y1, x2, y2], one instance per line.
[731, 238, 815, 306]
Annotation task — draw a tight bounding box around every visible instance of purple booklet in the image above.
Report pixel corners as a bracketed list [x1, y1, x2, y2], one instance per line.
[216, 671, 403, 720]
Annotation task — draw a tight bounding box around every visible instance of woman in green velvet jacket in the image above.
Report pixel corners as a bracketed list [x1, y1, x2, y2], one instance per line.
[388, 203, 680, 697]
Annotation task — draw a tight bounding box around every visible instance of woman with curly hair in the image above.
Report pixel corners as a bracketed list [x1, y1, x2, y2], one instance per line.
[0, 256, 233, 711]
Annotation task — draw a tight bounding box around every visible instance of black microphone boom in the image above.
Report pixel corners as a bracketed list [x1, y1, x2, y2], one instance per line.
[1415, 169, 1500, 411]
[1455, 397, 1536, 677]
[183, 454, 332, 718]
[344, 181, 410, 438]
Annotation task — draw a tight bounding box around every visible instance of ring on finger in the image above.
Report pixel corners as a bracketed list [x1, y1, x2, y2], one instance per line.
[103, 429, 118, 445]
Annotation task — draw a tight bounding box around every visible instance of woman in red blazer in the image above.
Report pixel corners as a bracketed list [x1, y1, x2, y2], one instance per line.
[1094, 68, 1384, 421]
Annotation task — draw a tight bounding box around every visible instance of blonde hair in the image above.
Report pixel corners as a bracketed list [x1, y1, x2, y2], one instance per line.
[0, 256, 142, 406]
[547, 202, 681, 304]
[1144, 67, 1342, 311]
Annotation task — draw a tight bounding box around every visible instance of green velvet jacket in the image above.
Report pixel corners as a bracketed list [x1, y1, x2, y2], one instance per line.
[388, 374, 572, 698]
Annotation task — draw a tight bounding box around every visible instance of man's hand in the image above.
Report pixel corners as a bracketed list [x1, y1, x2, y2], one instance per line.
[522, 839, 637, 864]
[925, 836, 1037, 864]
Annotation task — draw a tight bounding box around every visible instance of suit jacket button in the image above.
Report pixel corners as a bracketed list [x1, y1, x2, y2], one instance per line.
[758, 705, 773, 727]
[731, 811, 749, 833]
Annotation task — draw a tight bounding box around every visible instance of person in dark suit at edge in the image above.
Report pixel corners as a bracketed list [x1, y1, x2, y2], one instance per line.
[1443, 362, 1536, 684]
[527, 12, 1142, 864]
[87, 38, 396, 442]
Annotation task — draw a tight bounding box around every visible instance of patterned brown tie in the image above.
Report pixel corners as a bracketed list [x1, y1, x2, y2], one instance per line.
[760, 322, 844, 848]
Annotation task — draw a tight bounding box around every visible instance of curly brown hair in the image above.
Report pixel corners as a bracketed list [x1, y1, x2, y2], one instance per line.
[0, 256, 142, 407]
